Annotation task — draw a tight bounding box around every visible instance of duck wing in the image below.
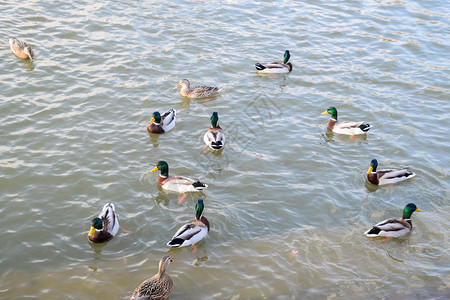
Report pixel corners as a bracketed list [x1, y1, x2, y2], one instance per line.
[204, 128, 225, 150]
[161, 176, 207, 192]
[167, 222, 207, 247]
[190, 86, 219, 98]
[378, 168, 416, 185]
[100, 203, 119, 236]
[335, 121, 364, 129]
[160, 109, 176, 132]
[365, 219, 411, 237]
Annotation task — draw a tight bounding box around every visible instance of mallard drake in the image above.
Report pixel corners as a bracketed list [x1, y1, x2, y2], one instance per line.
[367, 159, 416, 185]
[88, 203, 119, 243]
[9, 37, 34, 60]
[204, 112, 225, 150]
[167, 199, 210, 248]
[130, 256, 173, 300]
[150, 160, 208, 193]
[365, 203, 421, 238]
[255, 50, 292, 73]
[321, 106, 371, 135]
[176, 79, 219, 99]
[147, 109, 176, 134]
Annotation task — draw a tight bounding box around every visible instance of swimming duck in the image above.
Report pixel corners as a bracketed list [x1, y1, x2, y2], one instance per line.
[150, 160, 208, 193]
[255, 50, 292, 73]
[130, 255, 173, 300]
[167, 199, 210, 248]
[321, 107, 371, 135]
[365, 203, 421, 238]
[367, 159, 416, 185]
[204, 112, 225, 150]
[147, 109, 176, 134]
[176, 79, 219, 99]
[9, 37, 34, 60]
[88, 203, 119, 243]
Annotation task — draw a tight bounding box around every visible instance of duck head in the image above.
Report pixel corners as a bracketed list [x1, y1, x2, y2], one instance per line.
[150, 111, 161, 124]
[321, 106, 338, 120]
[150, 160, 169, 177]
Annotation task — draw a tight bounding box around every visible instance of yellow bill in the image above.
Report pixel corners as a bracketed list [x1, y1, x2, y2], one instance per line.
[88, 226, 96, 236]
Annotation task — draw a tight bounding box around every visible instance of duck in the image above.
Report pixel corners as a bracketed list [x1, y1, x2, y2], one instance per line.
[9, 37, 34, 60]
[130, 256, 174, 300]
[367, 159, 416, 185]
[150, 160, 208, 193]
[365, 203, 421, 238]
[88, 203, 119, 243]
[321, 106, 371, 135]
[255, 50, 292, 73]
[176, 79, 219, 99]
[167, 199, 210, 248]
[147, 109, 176, 134]
[204, 112, 225, 150]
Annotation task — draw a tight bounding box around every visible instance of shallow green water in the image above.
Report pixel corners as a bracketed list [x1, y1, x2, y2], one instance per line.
[0, 0, 449, 299]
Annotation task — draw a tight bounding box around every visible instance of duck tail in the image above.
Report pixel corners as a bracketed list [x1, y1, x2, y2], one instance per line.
[255, 63, 266, 70]
[358, 123, 371, 132]
[405, 171, 416, 179]
[192, 180, 208, 190]
[365, 227, 381, 236]
[167, 238, 184, 247]
[211, 141, 223, 150]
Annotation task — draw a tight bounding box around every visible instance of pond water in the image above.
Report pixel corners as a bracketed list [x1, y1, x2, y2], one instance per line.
[0, 0, 449, 299]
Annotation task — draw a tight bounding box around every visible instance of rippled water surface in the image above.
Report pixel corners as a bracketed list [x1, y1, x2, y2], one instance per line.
[1, 0, 449, 299]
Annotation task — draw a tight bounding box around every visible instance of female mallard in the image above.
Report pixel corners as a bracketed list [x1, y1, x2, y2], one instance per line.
[88, 203, 119, 243]
[167, 199, 210, 248]
[204, 112, 225, 150]
[9, 37, 34, 60]
[367, 159, 416, 185]
[176, 79, 219, 99]
[255, 50, 292, 73]
[321, 106, 371, 135]
[147, 109, 176, 134]
[365, 203, 421, 238]
[130, 256, 173, 300]
[150, 160, 208, 193]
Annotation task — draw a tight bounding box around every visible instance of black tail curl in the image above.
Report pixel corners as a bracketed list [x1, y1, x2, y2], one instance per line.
[255, 63, 266, 70]
[192, 180, 207, 188]
[358, 123, 371, 132]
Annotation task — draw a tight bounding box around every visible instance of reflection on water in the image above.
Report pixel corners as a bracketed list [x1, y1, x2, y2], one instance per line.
[322, 129, 369, 143]
[148, 132, 161, 148]
[365, 180, 380, 193]
[154, 190, 172, 207]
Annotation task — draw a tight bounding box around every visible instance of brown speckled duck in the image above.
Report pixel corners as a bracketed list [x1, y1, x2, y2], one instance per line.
[130, 256, 174, 300]
[176, 79, 219, 99]
[9, 37, 34, 60]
